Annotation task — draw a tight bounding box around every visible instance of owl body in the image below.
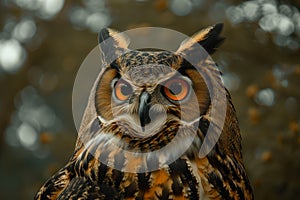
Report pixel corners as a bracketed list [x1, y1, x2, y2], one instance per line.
[35, 24, 254, 200]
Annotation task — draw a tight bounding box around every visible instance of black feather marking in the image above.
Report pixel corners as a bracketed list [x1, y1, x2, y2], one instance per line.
[198, 117, 210, 137]
[208, 172, 233, 200]
[88, 144, 100, 181]
[97, 163, 108, 184]
[97, 150, 110, 183]
[112, 169, 123, 189]
[98, 28, 110, 44]
[112, 153, 125, 188]
[137, 172, 151, 191]
[228, 158, 242, 182]
[91, 167, 97, 181]
[169, 159, 198, 200]
[39, 172, 65, 200]
[207, 148, 244, 196]
[199, 23, 225, 54]
[99, 183, 120, 200]
[83, 152, 94, 171]
[74, 150, 87, 177]
[156, 185, 171, 200]
[124, 182, 138, 197]
[170, 175, 183, 196]
[110, 60, 120, 71]
[228, 178, 237, 193]
[207, 154, 229, 177]
[56, 177, 88, 200]
[237, 185, 245, 200]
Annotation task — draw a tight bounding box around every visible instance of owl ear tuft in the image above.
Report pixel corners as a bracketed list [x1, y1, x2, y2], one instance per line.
[176, 23, 225, 55]
[98, 28, 130, 65]
[98, 28, 130, 48]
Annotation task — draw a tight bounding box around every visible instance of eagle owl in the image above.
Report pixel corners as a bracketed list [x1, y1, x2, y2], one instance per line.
[35, 24, 254, 200]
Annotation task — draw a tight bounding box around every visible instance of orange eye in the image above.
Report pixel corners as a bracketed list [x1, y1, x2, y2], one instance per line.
[163, 78, 190, 101]
[114, 79, 133, 101]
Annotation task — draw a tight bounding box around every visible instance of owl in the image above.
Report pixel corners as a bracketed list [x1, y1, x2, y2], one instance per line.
[35, 24, 254, 200]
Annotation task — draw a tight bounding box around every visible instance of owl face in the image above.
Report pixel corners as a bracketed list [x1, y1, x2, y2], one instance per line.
[95, 47, 211, 137]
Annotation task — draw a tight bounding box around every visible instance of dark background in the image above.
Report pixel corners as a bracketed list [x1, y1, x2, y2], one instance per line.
[0, 0, 300, 199]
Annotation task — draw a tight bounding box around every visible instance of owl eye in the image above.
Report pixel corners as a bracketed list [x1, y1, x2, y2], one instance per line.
[114, 79, 133, 101]
[163, 78, 190, 101]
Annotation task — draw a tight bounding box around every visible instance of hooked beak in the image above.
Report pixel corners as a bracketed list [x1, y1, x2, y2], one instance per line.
[138, 91, 151, 131]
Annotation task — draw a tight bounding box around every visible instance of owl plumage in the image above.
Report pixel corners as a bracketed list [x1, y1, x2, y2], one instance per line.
[35, 24, 254, 200]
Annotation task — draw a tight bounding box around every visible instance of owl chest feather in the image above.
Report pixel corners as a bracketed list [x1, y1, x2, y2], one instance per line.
[69, 125, 253, 200]
[74, 148, 208, 200]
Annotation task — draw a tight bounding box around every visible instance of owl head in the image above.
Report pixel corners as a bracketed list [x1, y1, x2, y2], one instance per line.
[77, 24, 229, 171]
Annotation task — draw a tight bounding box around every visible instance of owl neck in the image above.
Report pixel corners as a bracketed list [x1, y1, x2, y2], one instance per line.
[100, 119, 182, 152]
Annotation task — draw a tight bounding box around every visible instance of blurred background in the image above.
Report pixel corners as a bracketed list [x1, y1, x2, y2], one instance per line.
[0, 0, 299, 199]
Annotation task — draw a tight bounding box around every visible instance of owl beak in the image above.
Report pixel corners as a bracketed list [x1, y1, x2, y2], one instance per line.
[139, 91, 151, 131]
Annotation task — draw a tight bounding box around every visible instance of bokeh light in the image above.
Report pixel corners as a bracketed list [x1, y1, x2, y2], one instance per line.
[13, 0, 65, 19]
[170, 0, 193, 16]
[17, 122, 38, 149]
[226, 0, 300, 50]
[255, 88, 276, 107]
[68, 0, 111, 32]
[12, 18, 37, 43]
[0, 39, 26, 73]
